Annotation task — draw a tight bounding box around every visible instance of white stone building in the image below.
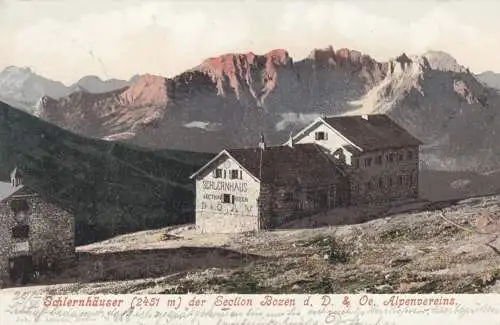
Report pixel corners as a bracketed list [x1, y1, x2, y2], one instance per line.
[190, 142, 349, 233]
[191, 114, 422, 233]
[292, 114, 422, 205]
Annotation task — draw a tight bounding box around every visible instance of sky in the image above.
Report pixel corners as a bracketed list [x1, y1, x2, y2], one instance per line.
[0, 0, 499, 84]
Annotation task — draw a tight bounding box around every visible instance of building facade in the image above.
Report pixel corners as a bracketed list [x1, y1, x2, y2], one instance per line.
[190, 143, 349, 233]
[191, 114, 422, 233]
[292, 114, 422, 205]
[0, 168, 75, 287]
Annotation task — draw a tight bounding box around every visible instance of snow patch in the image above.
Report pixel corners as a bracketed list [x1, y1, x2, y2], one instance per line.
[275, 113, 321, 131]
[453, 79, 478, 104]
[103, 132, 136, 141]
[183, 121, 220, 131]
[344, 55, 426, 116]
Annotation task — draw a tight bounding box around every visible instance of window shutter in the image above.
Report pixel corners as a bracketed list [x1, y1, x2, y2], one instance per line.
[239, 170, 242, 179]
[324, 132, 328, 140]
[224, 170, 226, 179]
[231, 195, 235, 204]
[212, 170, 216, 177]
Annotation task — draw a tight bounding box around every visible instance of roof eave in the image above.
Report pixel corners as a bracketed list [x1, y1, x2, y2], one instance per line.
[291, 117, 324, 142]
[189, 150, 228, 180]
[189, 149, 262, 184]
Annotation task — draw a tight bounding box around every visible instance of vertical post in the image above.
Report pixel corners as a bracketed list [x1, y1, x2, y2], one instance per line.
[333, 187, 336, 208]
[256, 197, 260, 231]
[257, 132, 265, 231]
[258, 148, 263, 231]
[327, 186, 331, 209]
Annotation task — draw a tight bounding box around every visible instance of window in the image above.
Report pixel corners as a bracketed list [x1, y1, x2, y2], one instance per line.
[12, 225, 29, 239]
[364, 157, 372, 167]
[10, 199, 29, 213]
[213, 168, 223, 178]
[366, 181, 372, 191]
[403, 175, 412, 187]
[222, 194, 234, 204]
[407, 150, 414, 160]
[315, 131, 326, 140]
[398, 175, 404, 186]
[378, 178, 383, 188]
[283, 192, 294, 202]
[375, 155, 382, 165]
[230, 169, 240, 180]
[387, 152, 394, 163]
[398, 152, 404, 161]
[353, 158, 360, 168]
[387, 176, 393, 187]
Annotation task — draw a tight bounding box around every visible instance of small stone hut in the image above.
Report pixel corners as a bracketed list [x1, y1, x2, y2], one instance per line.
[0, 168, 75, 287]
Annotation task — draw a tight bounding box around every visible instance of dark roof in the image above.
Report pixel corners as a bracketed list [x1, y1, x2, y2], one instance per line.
[322, 114, 422, 151]
[227, 143, 345, 186]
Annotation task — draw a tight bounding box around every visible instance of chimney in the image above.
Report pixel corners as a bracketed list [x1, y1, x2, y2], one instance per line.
[258, 133, 266, 150]
[361, 114, 368, 120]
[10, 167, 23, 187]
[287, 131, 294, 148]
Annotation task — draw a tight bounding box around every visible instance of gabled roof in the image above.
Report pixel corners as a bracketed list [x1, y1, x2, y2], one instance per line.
[294, 114, 422, 151]
[0, 182, 35, 203]
[189, 149, 260, 182]
[190, 143, 346, 186]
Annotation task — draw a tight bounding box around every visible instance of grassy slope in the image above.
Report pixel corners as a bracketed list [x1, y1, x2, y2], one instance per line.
[3, 195, 499, 294]
[0, 101, 214, 245]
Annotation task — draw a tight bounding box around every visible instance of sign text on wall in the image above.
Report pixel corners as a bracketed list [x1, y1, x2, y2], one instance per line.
[201, 201, 254, 215]
[202, 180, 248, 193]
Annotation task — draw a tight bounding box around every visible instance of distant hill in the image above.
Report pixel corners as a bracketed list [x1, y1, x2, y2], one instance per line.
[0, 66, 132, 114]
[0, 101, 213, 245]
[477, 71, 500, 90]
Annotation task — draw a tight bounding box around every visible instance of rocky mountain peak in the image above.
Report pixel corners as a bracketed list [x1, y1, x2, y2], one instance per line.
[1, 65, 34, 76]
[423, 50, 468, 73]
[196, 49, 293, 76]
[307, 46, 386, 82]
[192, 49, 293, 101]
[119, 74, 169, 106]
[33, 95, 57, 117]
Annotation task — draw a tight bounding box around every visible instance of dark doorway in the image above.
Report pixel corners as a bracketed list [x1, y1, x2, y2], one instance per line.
[9, 255, 34, 285]
[317, 191, 328, 209]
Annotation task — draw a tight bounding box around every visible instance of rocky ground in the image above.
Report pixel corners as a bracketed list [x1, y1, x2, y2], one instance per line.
[2, 195, 500, 294]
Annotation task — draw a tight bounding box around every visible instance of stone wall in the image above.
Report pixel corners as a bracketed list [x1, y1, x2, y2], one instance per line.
[0, 187, 75, 287]
[259, 175, 350, 228]
[349, 146, 419, 205]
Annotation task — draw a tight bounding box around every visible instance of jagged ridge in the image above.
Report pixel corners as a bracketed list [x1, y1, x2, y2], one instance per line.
[33, 46, 500, 172]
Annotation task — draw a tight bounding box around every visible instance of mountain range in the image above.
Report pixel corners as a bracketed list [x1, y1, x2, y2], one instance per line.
[0, 66, 136, 113]
[3, 46, 500, 175]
